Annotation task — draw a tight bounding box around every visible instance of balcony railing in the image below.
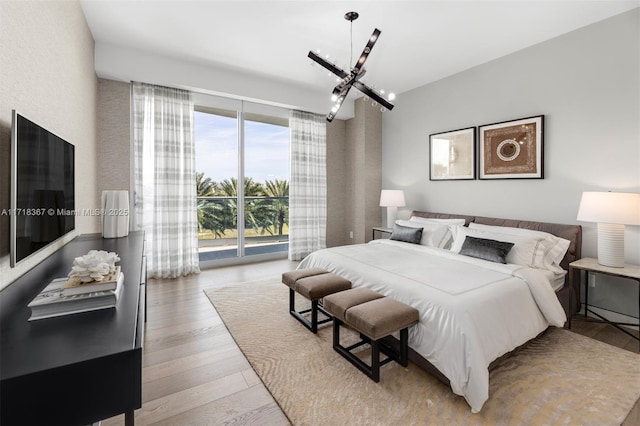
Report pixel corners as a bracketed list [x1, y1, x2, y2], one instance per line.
[197, 196, 289, 260]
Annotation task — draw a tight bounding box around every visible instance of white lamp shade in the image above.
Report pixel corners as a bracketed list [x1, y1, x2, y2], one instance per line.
[379, 190, 406, 207]
[577, 192, 640, 225]
[577, 191, 640, 267]
[102, 190, 130, 238]
[380, 190, 405, 228]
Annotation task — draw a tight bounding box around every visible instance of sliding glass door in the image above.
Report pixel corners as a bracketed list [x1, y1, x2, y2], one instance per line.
[244, 113, 289, 256]
[194, 103, 289, 264]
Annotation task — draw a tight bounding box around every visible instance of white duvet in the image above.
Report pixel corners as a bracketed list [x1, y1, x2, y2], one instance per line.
[298, 239, 567, 413]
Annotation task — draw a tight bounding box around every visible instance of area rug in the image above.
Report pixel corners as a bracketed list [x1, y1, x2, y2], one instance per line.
[205, 278, 640, 426]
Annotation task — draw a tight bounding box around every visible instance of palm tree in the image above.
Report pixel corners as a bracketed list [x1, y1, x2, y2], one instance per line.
[216, 177, 265, 234]
[217, 177, 263, 197]
[196, 172, 226, 237]
[262, 179, 289, 236]
[196, 172, 215, 197]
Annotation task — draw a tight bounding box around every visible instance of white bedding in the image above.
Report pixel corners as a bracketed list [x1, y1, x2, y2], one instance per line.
[298, 239, 567, 413]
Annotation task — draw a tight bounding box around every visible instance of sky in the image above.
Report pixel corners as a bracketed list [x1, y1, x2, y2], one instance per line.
[194, 111, 290, 185]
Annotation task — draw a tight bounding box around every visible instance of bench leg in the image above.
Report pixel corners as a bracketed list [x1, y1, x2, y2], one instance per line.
[399, 328, 409, 367]
[333, 317, 342, 348]
[289, 289, 332, 333]
[311, 300, 318, 333]
[371, 340, 380, 382]
[332, 322, 411, 382]
[332, 319, 382, 383]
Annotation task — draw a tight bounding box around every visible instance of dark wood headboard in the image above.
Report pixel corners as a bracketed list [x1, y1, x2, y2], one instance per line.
[410, 211, 583, 318]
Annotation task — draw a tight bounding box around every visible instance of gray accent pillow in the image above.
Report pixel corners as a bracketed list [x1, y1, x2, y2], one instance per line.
[389, 223, 423, 244]
[459, 236, 515, 264]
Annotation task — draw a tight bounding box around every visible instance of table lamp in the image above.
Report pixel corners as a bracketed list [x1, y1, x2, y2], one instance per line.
[576, 191, 640, 267]
[380, 190, 406, 228]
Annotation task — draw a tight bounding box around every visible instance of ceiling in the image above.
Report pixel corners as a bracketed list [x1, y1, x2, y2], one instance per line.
[80, 0, 638, 99]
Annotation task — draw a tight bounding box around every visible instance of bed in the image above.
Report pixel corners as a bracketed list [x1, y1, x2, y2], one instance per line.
[298, 211, 582, 413]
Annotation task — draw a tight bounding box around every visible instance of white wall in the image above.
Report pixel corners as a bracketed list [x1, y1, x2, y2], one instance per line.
[94, 43, 355, 120]
[382, 9, 639, 317]
[0, 1, 99, 290]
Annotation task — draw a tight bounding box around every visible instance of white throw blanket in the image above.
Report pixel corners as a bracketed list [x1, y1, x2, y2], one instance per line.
[299, 239, 567, 413]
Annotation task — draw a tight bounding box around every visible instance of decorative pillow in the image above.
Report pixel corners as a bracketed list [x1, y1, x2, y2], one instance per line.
[389, 223, 423, 245]
[459, 236, 515, 264]
[450, 227, 543, 267]
[395, 219, 450, 248]
[409, 216, 465, 249]
[468, 223, 570, 273]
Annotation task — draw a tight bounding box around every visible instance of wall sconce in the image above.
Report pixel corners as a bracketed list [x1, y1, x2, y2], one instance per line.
[379, 189, 406, 228]
[577, 191, 640, 267]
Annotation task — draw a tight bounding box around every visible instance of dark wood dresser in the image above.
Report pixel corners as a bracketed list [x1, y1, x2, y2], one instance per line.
[0, 232, 146, 425]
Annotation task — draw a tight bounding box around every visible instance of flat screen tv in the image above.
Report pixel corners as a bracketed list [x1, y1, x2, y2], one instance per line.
[10, 110, 75, 267]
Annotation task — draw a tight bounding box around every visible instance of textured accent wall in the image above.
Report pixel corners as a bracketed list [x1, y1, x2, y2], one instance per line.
[0, 1, 98, 289]
[325, 98, 383, 247]
[363, 99, 383, 242]
[345, 98, 383, 244]
[345, 102, 363, 243]
[326, 119, 347, 247]
[97, 79, 131, 195]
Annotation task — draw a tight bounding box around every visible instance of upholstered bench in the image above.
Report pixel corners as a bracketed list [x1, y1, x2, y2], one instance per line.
[282, 269, 352, 333]
[324, 289, 419, 382]
[281, 267, 327, 289]
[323, 287, 384, 322]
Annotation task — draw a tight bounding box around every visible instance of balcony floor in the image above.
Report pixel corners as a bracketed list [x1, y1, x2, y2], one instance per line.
[198, 242, 288, 261]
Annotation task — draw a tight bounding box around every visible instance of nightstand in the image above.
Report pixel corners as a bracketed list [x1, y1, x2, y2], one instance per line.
[372, 227, 392, 240]
[569, 257, 640, 349]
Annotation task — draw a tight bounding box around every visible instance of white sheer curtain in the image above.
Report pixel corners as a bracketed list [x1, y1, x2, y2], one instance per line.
[132, 82, 200, 278]
[288, 110, 327, 260]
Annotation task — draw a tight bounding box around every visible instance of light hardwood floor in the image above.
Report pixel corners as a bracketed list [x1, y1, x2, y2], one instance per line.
[103, 258, 639, 425]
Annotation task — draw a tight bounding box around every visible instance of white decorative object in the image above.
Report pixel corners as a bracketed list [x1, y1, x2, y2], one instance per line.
[379, 190, 406, 228]
[68, 250, 120, 282]
[577, 191, 640, 267]
[102, 190, 130, 238]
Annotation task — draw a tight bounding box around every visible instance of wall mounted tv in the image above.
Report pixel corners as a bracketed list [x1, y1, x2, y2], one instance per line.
[10, 110, 75, 267]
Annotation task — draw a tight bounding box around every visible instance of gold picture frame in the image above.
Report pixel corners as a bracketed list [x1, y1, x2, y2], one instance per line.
[479, 115, 544, 179]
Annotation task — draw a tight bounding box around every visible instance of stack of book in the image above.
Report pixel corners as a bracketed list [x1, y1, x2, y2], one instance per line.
[27, 267, 124, 321]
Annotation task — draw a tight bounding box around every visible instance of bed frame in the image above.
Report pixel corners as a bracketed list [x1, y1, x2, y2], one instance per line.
[387, 211, 583, 384]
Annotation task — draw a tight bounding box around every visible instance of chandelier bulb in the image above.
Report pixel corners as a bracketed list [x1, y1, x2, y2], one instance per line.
[388, 93, 396, 101]
[363, 95, 370, 102]
[372, 101, 378, 107]
[331, 94, 338, 102]
[380, 107, 386, 112]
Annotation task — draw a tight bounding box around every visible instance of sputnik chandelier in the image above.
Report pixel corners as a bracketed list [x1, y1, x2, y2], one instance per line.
[308, 11, 395, 122]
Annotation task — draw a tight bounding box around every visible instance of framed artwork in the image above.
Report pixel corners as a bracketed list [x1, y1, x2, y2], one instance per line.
[479, 115, 544, 179]
[429, 127, 476, 180]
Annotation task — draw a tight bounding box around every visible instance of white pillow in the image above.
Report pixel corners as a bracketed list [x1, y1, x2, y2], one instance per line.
[409, 216, 466, 226]
[450, 227, 544, 268]
[409, 217, 465, 249]
[395, 220, 450, 248]
[468, 223, 570, 272]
